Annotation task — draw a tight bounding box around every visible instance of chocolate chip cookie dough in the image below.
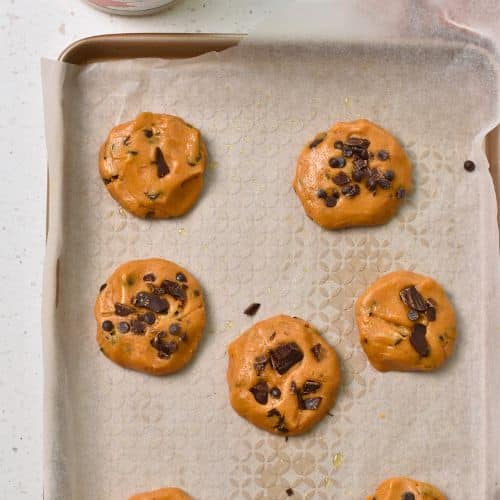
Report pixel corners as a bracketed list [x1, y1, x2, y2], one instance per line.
[95, 258, 205, 375]
[99, 112, 207, 218]
[356, 270, 456, 372]
[227, 315, 341, 436]
[366, 477, 446, 500]
[293, 119, 412, 229]
[129, 487, 192, 500]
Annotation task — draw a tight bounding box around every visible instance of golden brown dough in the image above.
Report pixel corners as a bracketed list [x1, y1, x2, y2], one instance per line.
[129, 487, 192, 500]
[227, 315, 341, 436]
[355, 270, 456, 372]
[366, 476, 446, 500]
[293, 119, 412, 229]
[99, 112, 207, 218]
[95, 258, 205, 375]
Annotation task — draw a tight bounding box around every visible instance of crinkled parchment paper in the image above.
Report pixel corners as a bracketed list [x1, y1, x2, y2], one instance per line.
[42, 1, 499, 498]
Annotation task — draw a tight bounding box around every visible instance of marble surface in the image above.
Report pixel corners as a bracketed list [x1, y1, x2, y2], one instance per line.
[0, 1, 271, 498]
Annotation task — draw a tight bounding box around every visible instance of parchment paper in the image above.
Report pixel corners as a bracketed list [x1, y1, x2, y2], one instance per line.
[42, 1, 499, 499]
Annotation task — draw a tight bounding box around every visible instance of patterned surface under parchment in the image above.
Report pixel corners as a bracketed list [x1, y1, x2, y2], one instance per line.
[45, 40, 498, 500]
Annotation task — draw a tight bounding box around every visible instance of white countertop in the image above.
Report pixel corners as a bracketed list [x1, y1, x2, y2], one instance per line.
[0, 1, 271, 497]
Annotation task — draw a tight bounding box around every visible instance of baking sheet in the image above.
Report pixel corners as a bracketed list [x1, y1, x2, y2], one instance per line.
[42, 4, 499, 500]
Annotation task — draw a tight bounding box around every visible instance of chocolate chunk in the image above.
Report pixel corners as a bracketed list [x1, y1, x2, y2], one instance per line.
[139, 312, 156, 325]
[176, 272, 187, 282]
[333, 172, 351, 186]
[329, 156, 346, 168]
[102, 320, 113, 332]
[407, 309, 419, 321]
[134, 292, 169, 314]
[143, 129, 153, 138]
[309, 133, 326, 148]
[396, 187, 406, 199]
[254, 355, 268, 375]
[426, 306, 436, 321]
[169, 323, 181, 335]
[366, 176, 378, 191]
[161, 280, 187, 303]
[267, 408, 280, 418]
[377, 177, 392, 189]
[244, 303, 261, 316]
[464, 160, 475, 172]
[118, 321, 130, 333]
[334, 140, 343, 150]
[143, 273, 156, 282]
[270, 387, 281, 399]
[341, 184, 361, 197]
[325, 195, 338, 208]
[302, 380, 322, 394]
[151, 332, 178, 357]
[286, 488, 294, 496]
[311, 343, 322, 361]
[384, 170, 395, 181]
[130, 319, 146, 334]
[377, 149, 390, 160]
[343, 147, 353, 158]
[402, 493, 415, 500]
[302, 397, 322, 410]
[410, 323, 429, 357]
[270, 343, 304, 374]
[114, 303, 135, 316]
[400, 285, 427, 312]
[317, 189, 327, 199]
[346, 137, 370, 148]
[154, 147, 170, 178]
[352, 169, 365, 182]
[99, 283, 107, 292]
[250, 381, 269, 405]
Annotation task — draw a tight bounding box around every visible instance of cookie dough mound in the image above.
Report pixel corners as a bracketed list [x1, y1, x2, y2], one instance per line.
[356, 270, 456, 372]
[95, 258, 205, 375]
[227, 315, 341, 436]
[366, 476, 446, 500]
[99, 112, 207, 218]
[129, 487, 192, 500]
[293, 119, 412, 229]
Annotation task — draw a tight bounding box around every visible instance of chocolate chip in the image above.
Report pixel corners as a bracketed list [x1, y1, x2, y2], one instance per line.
[464, 160, 475, 172]
[402, 493, 415, 500]
[377, 177, 392, 189]
[114, 303, 135, 316]
[154, 147, 170, 178]
[317, 189, 327, 199]
[302, 380, 322, 394]
[341, 184, 361, 197]
[151, 332, 178, 357]
[286, 488, 294, 496]
[134, 292, 169, 314]
[250, 381, 269, 405]
[309, 133, 326, 148]
[343, 147, 353, 158]
[118, 321, 130, 333]
[366, 177, 378, 191]
[143, 129, 153, 138]
[400, 285, 427, 312]
[169, 323, 181, 335]
[176, 272, 187, 282]
[139, 312, 156, 325]
[377, 150, 390, 160]
[352, 169, 365, 182]
[270, 387, 281, 399]
[277, 422, 289, 433]
[346, 137, 370, 148]
[302, 397, 322, 410]
[130, 320, 146, 334]
[244, 303, 261, 316]
[325, 195, 338, 208]
[103, 178, 112, 185]
[334, 140, 343, 150]
[333, 172, 351, 186]
[426, 306, 436, 321]
[123, 135, 131, 146]
[407, 309, 419, 321]
[329, 156, 346, 168]
[270, 343, 304, 374]
[102, 320, 113, 332]
[384, 170, 395, 181]
[143, 273, 156, 282]
[161, 280, 187, 303]
[311, 343, 322, 361]
[410, 323, 429, 356]
[396, 187, 406, 199]
[267, 408, 280, 418]
[254, 355, 268, 375]
[99, 283, 107, 292]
